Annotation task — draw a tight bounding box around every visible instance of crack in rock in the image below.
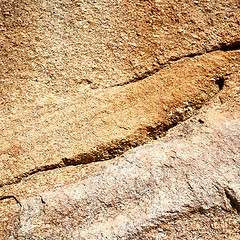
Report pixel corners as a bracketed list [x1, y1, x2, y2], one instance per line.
[0, 73, 228, 189]
[224, 188, 240, 214]
[0, 70, 235, 189]
[0, 195, 22, 207]
[0, 49, 239, 189]
[110, 41, 240, 88]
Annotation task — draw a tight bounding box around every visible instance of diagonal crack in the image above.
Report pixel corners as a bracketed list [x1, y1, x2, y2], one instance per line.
[107, 40, 240, 87]
[0, 74, 229, 189]
[107, 40, 240, 88]
[224, 188, 240, 214]
[0, 162, 65, 188]
[0, 44, 239, 189]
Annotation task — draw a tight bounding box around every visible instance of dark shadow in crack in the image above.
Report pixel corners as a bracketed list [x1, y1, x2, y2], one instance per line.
[111, 40, 240, 88]
[220, 40, 240, 51]
[0, 195, 22, 207]
[62, 105, 200, 166]
[215, 77, 225, 90]
[0, 46, 237, 188]
[224, 188, 240, 214]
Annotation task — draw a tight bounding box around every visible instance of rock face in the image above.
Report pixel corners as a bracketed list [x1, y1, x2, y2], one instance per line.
[0, 0, 240, 239]
[1, 0, 239, 88]
[1, 71, 240, 239]
[1, 49, 239, 187]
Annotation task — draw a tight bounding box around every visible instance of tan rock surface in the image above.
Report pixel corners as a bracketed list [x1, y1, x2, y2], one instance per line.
[0, 70, 239, 239]
[0, 49, 239, 186]
[0, 0, 240, 238]
[1, 0, 239, 89]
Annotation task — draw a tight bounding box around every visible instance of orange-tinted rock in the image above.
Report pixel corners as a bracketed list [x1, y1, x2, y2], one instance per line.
[0, 50, 239, 187]
[0, 0, 240, 238]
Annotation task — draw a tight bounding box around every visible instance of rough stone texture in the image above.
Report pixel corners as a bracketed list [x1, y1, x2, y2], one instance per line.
[0, 0, 240, 238]
[0, 0, 239, 186]
[1, 49, 239, 187]
[0, 71, 240, 239]
[0, 0, 239, 89]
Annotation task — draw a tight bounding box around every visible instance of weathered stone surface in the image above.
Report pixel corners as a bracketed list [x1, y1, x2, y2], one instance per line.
[0, 72, 239, 239]
[0, 0, 239, 186]
[0, 50, 239, 187]
[1, 0, 240, 238]
[0, 0, 239, 89]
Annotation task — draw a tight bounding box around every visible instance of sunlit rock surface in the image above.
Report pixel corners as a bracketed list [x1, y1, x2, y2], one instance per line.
[0, 0, 239, 238]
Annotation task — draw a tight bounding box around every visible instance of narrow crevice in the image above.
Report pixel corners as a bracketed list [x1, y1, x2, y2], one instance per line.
[40, 195, 46, 205]
[112, 67, 161, 87]
[0, 104, 203, 187]
[224, 188, 240, 214]
[219, 40, 240, 51]
[111, 40, 240, 88]
[39, 195, 46, 213]
[0, 49, 235, 188]
[62, 98, 217, 166]
[0, 195, 22, 207]
[0, 162, 64, 188]
[0, 74, 228, 188]
[215, 77, 225, 90]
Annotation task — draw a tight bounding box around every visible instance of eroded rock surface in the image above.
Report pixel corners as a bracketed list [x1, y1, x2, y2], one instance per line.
[1, 0, 239, 89]
[1, 71, 240, 239]
[0, 0, 240, 239]
[1, 50, 240, 187]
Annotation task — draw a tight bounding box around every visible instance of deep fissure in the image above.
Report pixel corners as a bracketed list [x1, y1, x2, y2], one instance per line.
[215, 77, 225, 90]
[0, 46, 237, 189]
[220, 40, 240, 51]
[0, 80, 225, 189]
[224, 188, 240, 214]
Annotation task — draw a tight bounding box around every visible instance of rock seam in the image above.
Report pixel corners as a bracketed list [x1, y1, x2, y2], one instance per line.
[0, 45, 239, 189]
